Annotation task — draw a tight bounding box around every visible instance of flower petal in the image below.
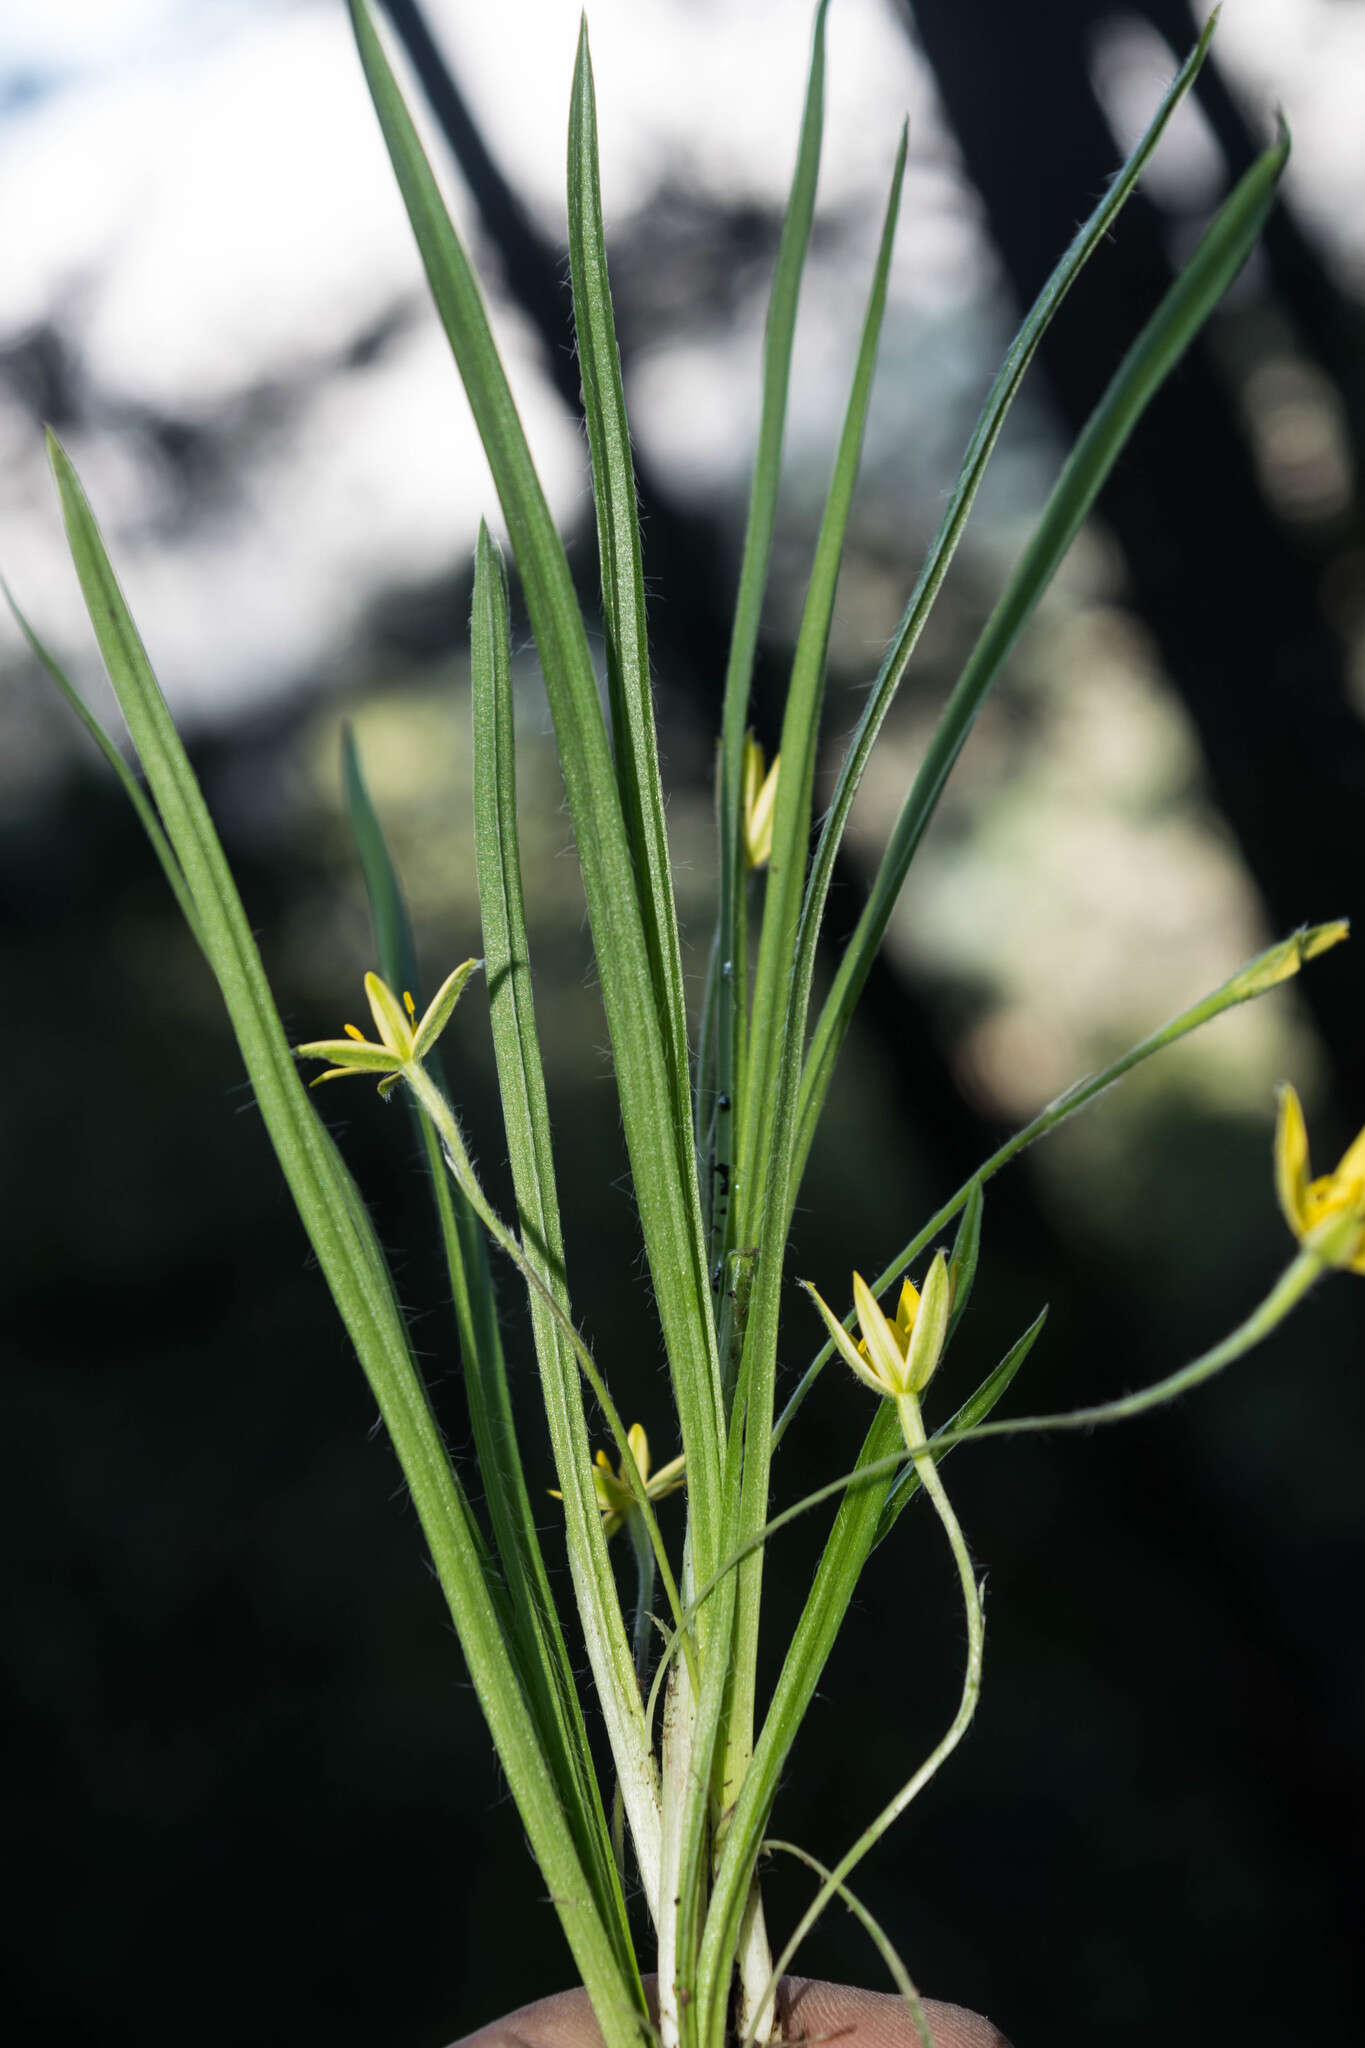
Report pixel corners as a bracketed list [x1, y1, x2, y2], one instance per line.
[904, 1249, 951, 1394]
[625, 1423, 650, 1485]
[1274, 1083, 1312, 1238]
[853, 1271, 908, 1394]
[296, 1038, 398, 1071]
[412, 958, 482, 1062]
[1332, 1118, 1365, 1191]
[894, 1277, 920, 1342]
[801, 1278, 891, 1396]
[647, 1452, 686, 1501]
[364, 971, 415, 1059]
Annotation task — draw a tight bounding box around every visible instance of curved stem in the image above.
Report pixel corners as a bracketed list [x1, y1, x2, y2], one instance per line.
[773, 930, 1335, 1449]
[404, 1059, 699, 1693]
[750, 1390, 984, 2030]
[758, 1841, 932, 2048]
[923, 1245, 1324, 1455]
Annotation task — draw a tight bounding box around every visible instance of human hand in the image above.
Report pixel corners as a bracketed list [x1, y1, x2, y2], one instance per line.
[450, 1975, 1013, 2048]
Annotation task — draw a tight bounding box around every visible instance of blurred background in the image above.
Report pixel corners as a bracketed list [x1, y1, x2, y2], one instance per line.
[3, 1, 1363, 2042]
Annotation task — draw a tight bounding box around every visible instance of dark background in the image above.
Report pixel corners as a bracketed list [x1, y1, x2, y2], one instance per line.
[3, 2, 1363, 2044]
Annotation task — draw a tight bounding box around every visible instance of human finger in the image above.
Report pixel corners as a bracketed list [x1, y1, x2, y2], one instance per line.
[449, 1974, 1012, 2048]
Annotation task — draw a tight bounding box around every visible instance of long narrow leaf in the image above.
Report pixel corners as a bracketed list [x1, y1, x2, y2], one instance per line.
[709, 0, 831, 1330]
[568, 25, 695, 1213]
[342, 729, 631, 1959]
[469, 525, 666, 1924]
[737, 122, 907, 1251]
[712, 120, 909, 1966]
[714, 21, 1222, 1256]
[778, 24, 1224, 1202]
[794, 128, 1289, 1182]
[47, 435, 645, 2048]
[3, 575, 204, 952]
[348, 0, 725, 1586]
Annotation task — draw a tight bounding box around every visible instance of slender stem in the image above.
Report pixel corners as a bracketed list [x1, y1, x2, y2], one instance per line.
[748, 1390, 984, 2036]
[403, 1059, 699, 1693]
[923, 1245, 1325, 1454]
[773, 940, 1334, 1449]
[760, 1841, 932, 2048]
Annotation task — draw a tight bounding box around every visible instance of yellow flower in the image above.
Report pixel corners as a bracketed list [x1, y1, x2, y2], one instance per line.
[551, 1424, 685, 1539]
[801, 1250, 951, 1399]
[297, 961, 479, 1096]
[1274, 1083, 1365, 1274]
[742, 733, 780, 870]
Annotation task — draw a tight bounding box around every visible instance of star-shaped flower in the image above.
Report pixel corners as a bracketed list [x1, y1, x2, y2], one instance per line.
[801, 1250, 951, 1400]
[1274, 1083, 1365, 1274]
[296, 962, 480, 1096]
[551, 1424, 685, 1539]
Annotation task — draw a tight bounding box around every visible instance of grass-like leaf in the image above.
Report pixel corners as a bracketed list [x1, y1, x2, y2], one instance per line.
[348, 0, 725, 1589]
[795, 125, 1290, 1181]
[46, 434, 645, 2046]
[737, 117, 908, 1252]
[3, 575, 204, 952]
[945, 1177, 984, 1347]
[710, 118, 909, 1990]
[708, 0, 831, 1303]
[776, 24, 1224, 1202]
[568, 24, 695, 1209]
[342, 728, 632, 1961]
[469, 525, 666, 1926]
